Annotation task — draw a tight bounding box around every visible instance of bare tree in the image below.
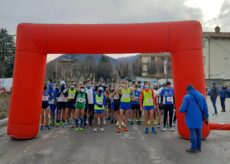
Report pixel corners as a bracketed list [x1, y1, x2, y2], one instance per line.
[46, 61, 57, 81]
[81, 55, 96, 81]
[96, 55, 112, 80]
[117, 61, 129, 79]
[132, 57, 142, 77]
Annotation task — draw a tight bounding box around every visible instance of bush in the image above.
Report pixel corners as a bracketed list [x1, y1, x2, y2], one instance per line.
[0, 112, 7, 119]
[0, 93, 10, 119]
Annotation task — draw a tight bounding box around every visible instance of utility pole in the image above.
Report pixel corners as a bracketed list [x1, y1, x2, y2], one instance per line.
[164, 57, 167, 82]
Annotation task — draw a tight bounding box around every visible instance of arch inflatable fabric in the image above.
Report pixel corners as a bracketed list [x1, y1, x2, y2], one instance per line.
[8, 21, 209, 139]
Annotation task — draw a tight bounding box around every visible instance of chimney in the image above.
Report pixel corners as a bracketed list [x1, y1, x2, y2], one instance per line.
[215, 26, 220, 33]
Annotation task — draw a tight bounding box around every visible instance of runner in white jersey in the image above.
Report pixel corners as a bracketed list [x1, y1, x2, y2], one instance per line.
[56, 81, 67, 127]
[85, 79, 95, 127]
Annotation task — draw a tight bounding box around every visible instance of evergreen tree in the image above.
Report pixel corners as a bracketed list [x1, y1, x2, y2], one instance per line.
[0, 28, 15, 78]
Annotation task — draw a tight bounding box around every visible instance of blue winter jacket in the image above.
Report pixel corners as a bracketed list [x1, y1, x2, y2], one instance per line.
[179, 89, 209, 129]
[219, 88, 228, 98]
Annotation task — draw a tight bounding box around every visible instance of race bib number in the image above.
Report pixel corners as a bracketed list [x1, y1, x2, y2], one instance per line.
[122, 94, 130, 99]
[49, 99, 54, 104]
[167, 97, 173, 102]
[57, 97, 66, 102]
[135, 96, 139, 99]
[97, 100, 103, 105]
[77, 97, 85, 103]
[42, 96, 49, 101]
[147, 98, 153, 104]
[69, 94, 75, 99]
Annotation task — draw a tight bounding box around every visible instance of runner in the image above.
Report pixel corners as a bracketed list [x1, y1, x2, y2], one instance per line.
[117, 80, 134, 133]
[139, 81, 157, 134]
[137, 81, 143, 123]
[110, 83, 120, 126]
[151, 84, 159, 128]
[75, 82, 88, 131]
[41, 84, 51, 130]
[93, 87, 106, 132]
[85, 79, 95, 127]
[131, 83, 141, 125]
[160, 81, 175, 132]
[49, 84, 57, 126]
[95, 80, 106, 126]
[65, 81, 77, 128]
[153, 84, 162, 128]
[56, 81, 67, 127]
[105, 85, 111, 125]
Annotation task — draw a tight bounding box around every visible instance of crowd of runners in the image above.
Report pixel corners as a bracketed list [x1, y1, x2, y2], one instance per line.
[41, 79, 176, 134]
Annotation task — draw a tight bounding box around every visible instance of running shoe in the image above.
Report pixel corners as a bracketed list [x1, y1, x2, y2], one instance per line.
[117, 127, 121, 133]
[147, 120, 150, 125]
[186, 148, 197, 153]
[93, 128, 97, 132]
[137, 121, 141, 125]
[130, 121, 134, 125]
[100, 127, 105, 132]
[63, 123, 67, 129]
[124, 127, 129, 132]
[60, 121, 65, 126]
[40, 126, 44, 131]
[152, 127, 157, 134]
[79, 128, 84, 131]
[55, 122, 60, 127]
[144, 128, 149, 134]
[161, 127, 166, 132]
[50, 122, 55, 126]
[45, 125, 51, 130]
[121, 121, 125, 127]
[170, 128, 175, 132]
[75, 128, 80, 132]
[116, 122, 119, 127]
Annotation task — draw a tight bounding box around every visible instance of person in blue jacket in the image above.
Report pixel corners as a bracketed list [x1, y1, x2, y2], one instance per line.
[179, 85, 209, 153]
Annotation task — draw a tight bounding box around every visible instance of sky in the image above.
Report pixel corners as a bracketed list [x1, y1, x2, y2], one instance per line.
[1, 0, 229, 61]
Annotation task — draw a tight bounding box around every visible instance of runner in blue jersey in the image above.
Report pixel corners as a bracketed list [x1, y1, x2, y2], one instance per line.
[130, 83, 141, 125]
[160, 81, 175, 132]
[41, 85, 51, 130]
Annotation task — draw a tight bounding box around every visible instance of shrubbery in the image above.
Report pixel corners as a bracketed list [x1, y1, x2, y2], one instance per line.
[0, 93, 10, 119]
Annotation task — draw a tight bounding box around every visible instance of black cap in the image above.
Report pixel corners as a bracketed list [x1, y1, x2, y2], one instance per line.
[166, 81, 171, 86]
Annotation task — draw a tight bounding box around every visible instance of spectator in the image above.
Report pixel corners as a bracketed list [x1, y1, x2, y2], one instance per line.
[210, 82, 219, 114]
[219, 85, 228, 112]
[179, 85, 209, 153]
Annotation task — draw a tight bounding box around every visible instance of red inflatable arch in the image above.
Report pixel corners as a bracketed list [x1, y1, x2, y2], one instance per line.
[8, 20, 229, 139]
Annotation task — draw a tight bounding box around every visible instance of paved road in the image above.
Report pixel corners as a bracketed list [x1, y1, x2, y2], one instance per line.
[0, 98, 229, 164]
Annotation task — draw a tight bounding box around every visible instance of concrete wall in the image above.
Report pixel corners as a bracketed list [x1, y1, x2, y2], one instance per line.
[203, 38, 230, 80]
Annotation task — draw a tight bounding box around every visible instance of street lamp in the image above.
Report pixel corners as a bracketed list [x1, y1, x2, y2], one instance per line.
[164, 58, 167, 82]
